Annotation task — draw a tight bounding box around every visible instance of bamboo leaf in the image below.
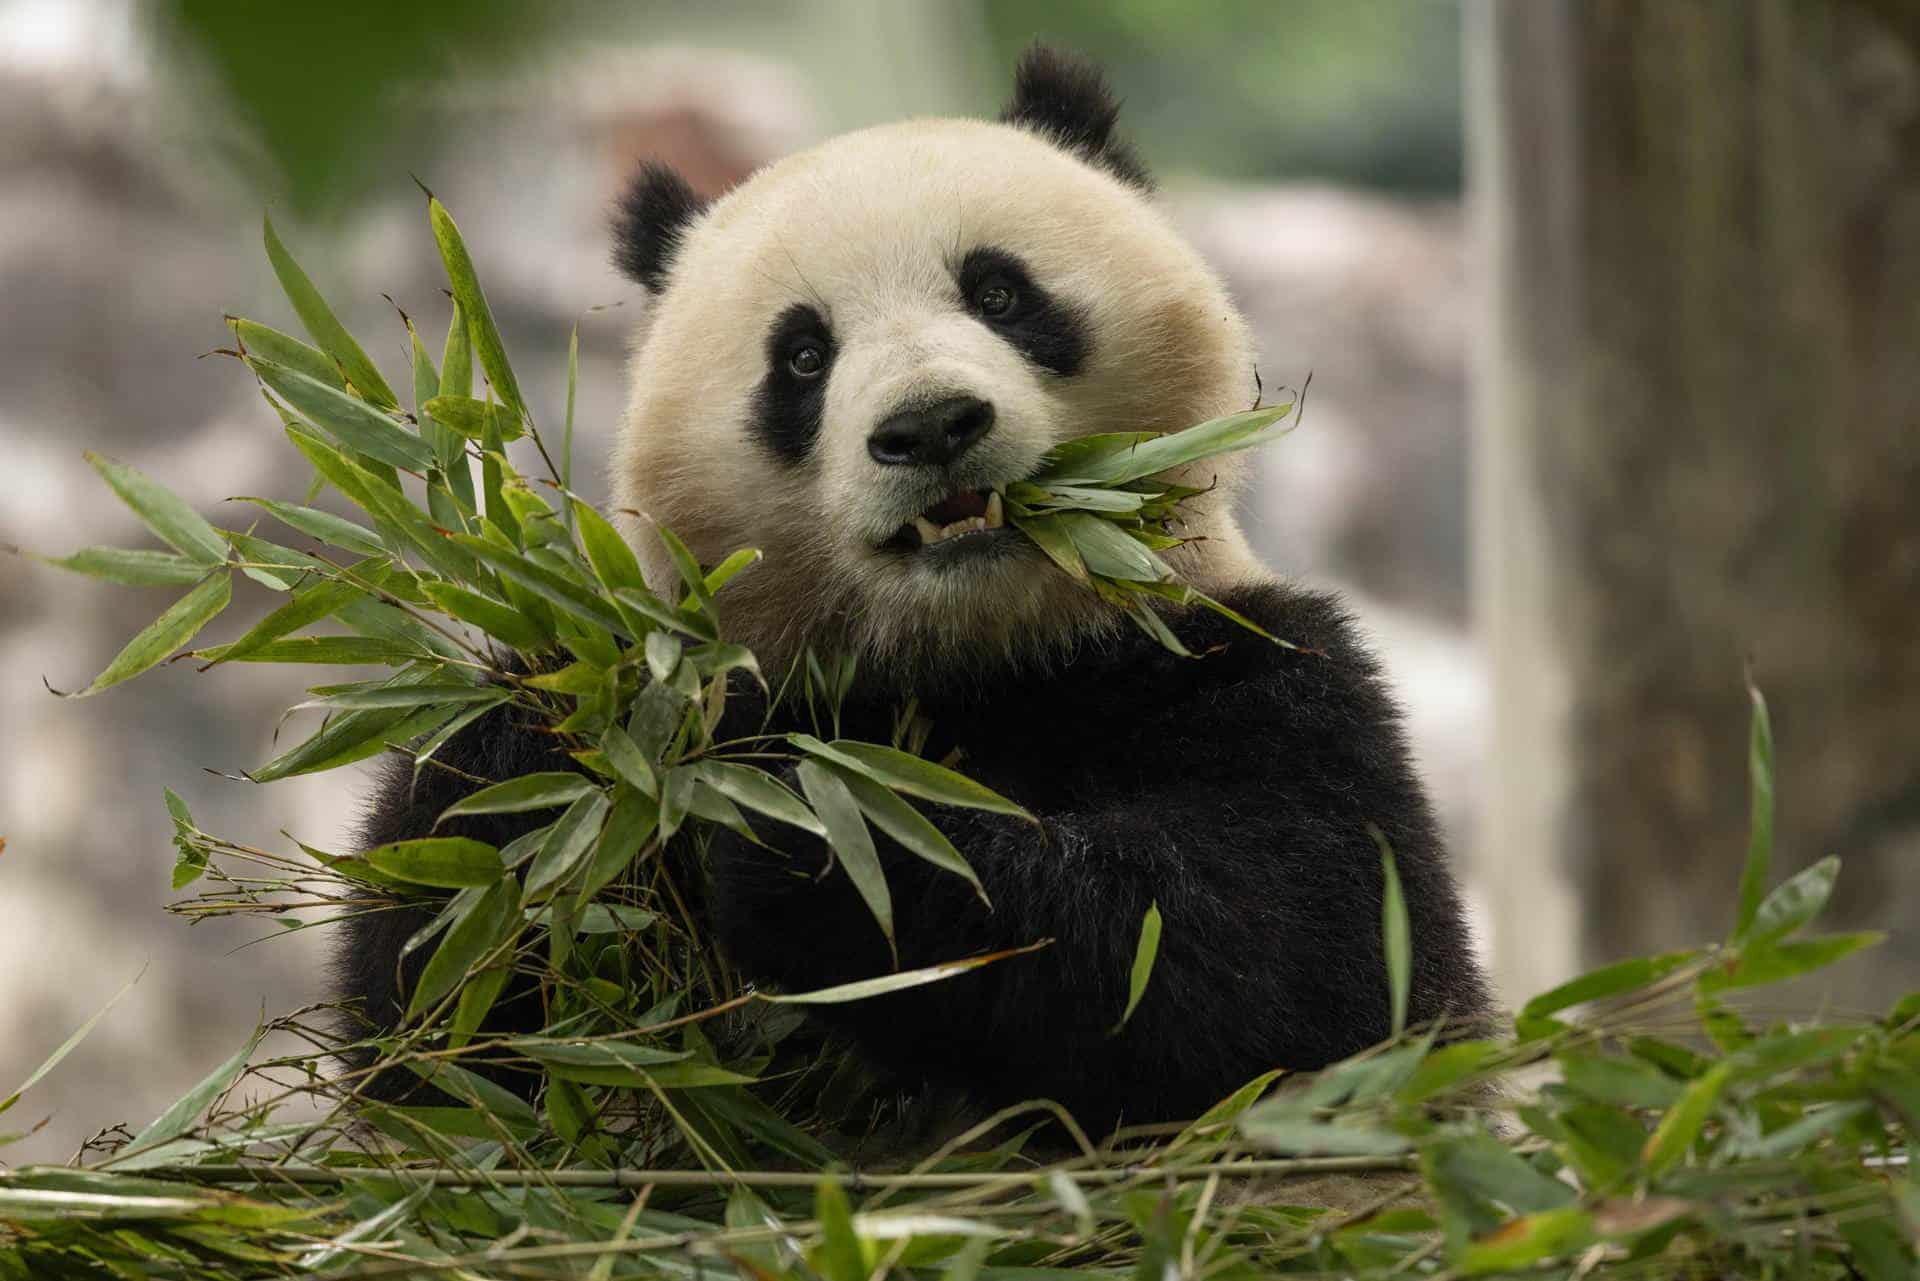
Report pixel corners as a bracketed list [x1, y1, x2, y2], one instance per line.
[365, 837, 503, 889]
[690, 642, 763, 687]
[250, 356, 434, 471]
[83, 452, 228, 565]
[227, 316, 346, 390]
[688, 776, 759, 844]
[406, 878, 520, 1021]
[38, 547, 212, 587]
[438, 772, 597, 821]
[112, 1030, 264, 1168]
[814, 1178, 868, 1281]
[524, 791, 610, 901]
[1558, 1057, 1684, 1110]
[1699, 932, 1885, 993]
[422, 580, 554, 651]
[428, 196, 525, 420]
[440, 298, 472, 398]
[448, 965, 513, 1051]
[407, 313, 440, 420]
[1458, 1207, 1596, 1276]
[1732, 676, 1774, 942]
[1118, 593, 1194, 656]
[63, 572, 231, 697]
[1036, 405, 1292, 486]
[422, 394, 526, 442]
[762, 941, 1050, 1005]
[562, 321, 578, 529]
[1028, 431, 1159, 483]
[194, 635, 422, 665]
[703, 547, 762, 595]
[1111, 901, 1163, 1035]
[216, 572, 371, 665]
[1057, 511, 1170, 582]
[1426, 1129, 1575, 1212]
[645, 631, 682, 684]
[692, 760, 822, 835]
[437, 301, 478, 510]
[251, 696, 435, 782]
[573, 499, 647, 594]
[285, 428, 480, 582]
[1642, 1061, 1732, 1177]
[656, 768, 695, 845]
[513, 1039, 740, 1090]
[263, 212, 398, 408]
[1008, 513, 1089, 582]
[615, 586, 716, 641]
[1732, 1100, 1870, 1160]
[573, 786, 660, 905]
[1018, 483, 1150, 513]
[1517, 951, 1699, 1040]
[833, 767, 986, 902]
[1241, 1114, 1411, 1157]
[512, 1040, 693, 1076]
[231, 497, 388, 557]
[792, 736, 1031, 819]
[0, 966, 144, 1116]
[412, 695, 508, 771]
[453, 533, 628, 637]
[1746, 854, 1837, 947]
[1398, 1041, 1506, 1106]
[654, 525, 714, 614]
[797, 759, 894, 964]
[298, 683, 500, 712]
[1373, 826, 1411, 1039]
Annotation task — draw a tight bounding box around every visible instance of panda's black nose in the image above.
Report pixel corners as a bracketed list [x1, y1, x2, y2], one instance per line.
[868, 395, 995, 467]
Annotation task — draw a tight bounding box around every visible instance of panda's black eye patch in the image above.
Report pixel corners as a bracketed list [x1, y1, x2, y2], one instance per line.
[957, 247, 1088, 377]
[753, 304, 835, 463]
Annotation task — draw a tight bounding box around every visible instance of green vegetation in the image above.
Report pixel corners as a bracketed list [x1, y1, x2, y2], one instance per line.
[2, 196, 1914, 1280]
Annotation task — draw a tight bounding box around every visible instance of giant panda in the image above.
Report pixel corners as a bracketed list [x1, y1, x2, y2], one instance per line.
[340, 46, 1491, 1136]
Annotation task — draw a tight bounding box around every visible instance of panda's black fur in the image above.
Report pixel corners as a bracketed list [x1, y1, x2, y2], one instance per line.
[338, 584, 1489, 1131]
[611, 161, 707, 292]
[334, 47, 1492, 1134]
[999, 43, 1153, 191]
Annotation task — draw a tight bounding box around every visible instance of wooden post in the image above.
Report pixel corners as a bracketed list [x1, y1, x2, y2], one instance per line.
[1470, 0, 1920, 1004]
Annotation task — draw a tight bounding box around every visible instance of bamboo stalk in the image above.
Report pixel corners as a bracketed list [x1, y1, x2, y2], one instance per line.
[127, 1152, 1417, 1191]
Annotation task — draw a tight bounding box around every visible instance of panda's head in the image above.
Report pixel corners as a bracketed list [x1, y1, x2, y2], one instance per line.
[612, 47, 1260, 681]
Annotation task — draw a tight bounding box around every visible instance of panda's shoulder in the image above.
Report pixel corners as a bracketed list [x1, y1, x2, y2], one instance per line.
[950, 577, 1398, 741]
[1164, 578, 1387, 693]
[1200, 578, 1372, 656]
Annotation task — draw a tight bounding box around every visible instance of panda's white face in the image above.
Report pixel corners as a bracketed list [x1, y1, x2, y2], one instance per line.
[614, 115, 1259, 680]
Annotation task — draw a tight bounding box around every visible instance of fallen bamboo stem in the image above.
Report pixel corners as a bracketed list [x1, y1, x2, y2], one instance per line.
[113, 1152, 1417, 1191]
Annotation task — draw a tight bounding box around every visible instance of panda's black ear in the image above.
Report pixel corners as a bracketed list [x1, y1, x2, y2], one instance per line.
[611, 162, 709, 291]
[999, 44, 1152, 191]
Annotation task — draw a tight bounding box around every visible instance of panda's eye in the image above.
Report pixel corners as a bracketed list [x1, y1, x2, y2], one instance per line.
[976, 282, 1018, 318]
[787, 344, 826, 378]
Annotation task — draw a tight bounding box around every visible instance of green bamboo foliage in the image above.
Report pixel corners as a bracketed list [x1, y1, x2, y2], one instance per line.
[3, 193, 1913, 1281]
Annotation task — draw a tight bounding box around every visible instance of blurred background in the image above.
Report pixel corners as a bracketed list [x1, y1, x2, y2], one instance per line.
[1, 1, 1913, 1166]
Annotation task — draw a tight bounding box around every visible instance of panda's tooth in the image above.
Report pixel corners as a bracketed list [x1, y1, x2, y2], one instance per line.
[913, 516, 941, 545]
[985, 491, 1004, 528]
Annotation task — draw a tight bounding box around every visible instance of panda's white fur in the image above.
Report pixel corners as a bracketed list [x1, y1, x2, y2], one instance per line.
[612, 116, 1263, 676]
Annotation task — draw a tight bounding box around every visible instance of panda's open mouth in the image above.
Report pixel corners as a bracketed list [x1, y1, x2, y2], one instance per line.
[886, 489, 1007, 552]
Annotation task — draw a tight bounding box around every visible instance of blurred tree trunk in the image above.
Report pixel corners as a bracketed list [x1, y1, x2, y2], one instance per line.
[1470, 0, 1920, 1007]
